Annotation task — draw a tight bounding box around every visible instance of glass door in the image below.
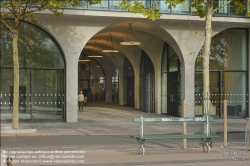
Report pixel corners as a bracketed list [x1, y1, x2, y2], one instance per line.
[167, 72, 179, 116]
[31, 69, 64, 119]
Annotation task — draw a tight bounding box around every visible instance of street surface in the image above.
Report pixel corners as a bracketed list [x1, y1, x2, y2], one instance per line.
[1, 133, 249, 166]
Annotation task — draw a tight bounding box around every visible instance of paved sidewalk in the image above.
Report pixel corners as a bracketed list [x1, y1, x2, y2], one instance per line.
[1, 102, 248, 136]
[1, 102, 250, 166]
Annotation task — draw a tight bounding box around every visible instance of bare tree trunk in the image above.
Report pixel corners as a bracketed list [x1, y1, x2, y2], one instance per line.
[12, 32, 19, 129]
[203, 1, 213, 116]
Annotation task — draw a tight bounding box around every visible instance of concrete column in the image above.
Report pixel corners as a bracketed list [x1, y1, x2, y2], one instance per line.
[134, 66, 140, 109]
[154, 68, 162, 114]
[64, 52, 79, 122]
[167, 28, 204, 117]
[180, 61, 196, 117]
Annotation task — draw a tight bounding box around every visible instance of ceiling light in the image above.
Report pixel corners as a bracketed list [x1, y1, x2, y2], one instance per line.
[120, 23, 141, 46]
[89, 41, 103, 58]
[102, 50, 119, 53]
[88, 55, 103, 58]
[102, 34, 119, 53]
[79, 60, 90, 62]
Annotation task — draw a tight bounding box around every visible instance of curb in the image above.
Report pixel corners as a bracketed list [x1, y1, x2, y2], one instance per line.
[1, 129, 37, 134]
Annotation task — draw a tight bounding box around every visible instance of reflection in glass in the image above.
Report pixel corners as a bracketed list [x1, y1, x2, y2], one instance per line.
[230, 0, 247, 16]
[112, 68, 119, 102]
[172, 1, 190, 14]
[214, 0, 228, 15]
[195, 72, 218, 116]
[196, 29, 247, 71]
[223, 72, 247, 116]
[195, 29, 248, 117]
[0, 22, 64, 68]
[0, 22, 65, 120]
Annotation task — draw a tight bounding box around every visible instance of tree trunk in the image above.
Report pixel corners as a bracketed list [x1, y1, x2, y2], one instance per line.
[12, 32, 19, 129]
[203, 1, 214, 116]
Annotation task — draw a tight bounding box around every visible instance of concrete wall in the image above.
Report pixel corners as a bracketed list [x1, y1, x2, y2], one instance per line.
[32, 11, 250, 122]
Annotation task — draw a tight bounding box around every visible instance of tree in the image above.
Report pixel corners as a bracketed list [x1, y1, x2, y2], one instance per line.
[120, 0, 249, 116]
[0, 0, 83, 129]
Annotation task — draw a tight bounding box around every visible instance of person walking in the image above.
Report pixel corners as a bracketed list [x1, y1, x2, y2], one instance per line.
[78, 90, 84, 111]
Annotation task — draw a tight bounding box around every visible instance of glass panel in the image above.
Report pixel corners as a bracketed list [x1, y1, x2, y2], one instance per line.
[230, 0, 246, 16]
[88, 0, 109, 10]
[110, 0, 125, 10]
[249, 1, 250, 12]
[195, 72, 219, 116]
[161, 43, 168, 73]
[89, 78, 105, 101]
[159, 1, 171, 13]
[78, 61, 90, 79]
[141, 51, 154, 74]
[0, 22, 64, 68]
[0, 69, 14, 119]
[19, 69, 31, 117]
[196, 29, 247, 71]
[223, 72, 247, 116]
[214, 0, 228, 15]
[0, 68, 32, 120]
[0, 69, 14, 115]
[124, 57, 134, 77]
[172, 0, 190, 14]
[168, 46, 178, 72]
[112, 68, 119, 102]
[31, 70, 64, 119]
[88, 59, 105, 101]
[161, 73, 167, 114]
[79, 0, 88, 9]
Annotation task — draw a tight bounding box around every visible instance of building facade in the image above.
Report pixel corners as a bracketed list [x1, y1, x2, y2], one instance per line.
[0, 0, 250, 122]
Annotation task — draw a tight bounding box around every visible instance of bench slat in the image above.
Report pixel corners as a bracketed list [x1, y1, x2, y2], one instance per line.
[130, 134, 219, 140]
[134, 117, 213, 123]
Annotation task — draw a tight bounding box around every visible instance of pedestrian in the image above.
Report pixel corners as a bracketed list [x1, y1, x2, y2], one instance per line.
[78, 90, 84, 111]
[82, 86, 89, 105]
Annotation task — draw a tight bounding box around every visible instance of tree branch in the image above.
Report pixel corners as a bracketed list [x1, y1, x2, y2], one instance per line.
[20, 2, 30, 21]
[0, 18, 14, 33]
[10, 0, 18, 18]
[213, 0, 232, 13]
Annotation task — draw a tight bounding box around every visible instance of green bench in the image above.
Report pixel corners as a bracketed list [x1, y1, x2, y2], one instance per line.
[130, 116, 219, 154]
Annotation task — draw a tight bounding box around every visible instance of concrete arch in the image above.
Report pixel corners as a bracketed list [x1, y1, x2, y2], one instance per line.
[81, 20, 186, 112]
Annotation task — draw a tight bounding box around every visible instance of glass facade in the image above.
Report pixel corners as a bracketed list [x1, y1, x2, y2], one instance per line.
[78, 58, 106, 101]
[161, 43, 181, 116]
[0, 22, 65, 120]
[124, 57, 134, 107]
[140, 51, 155, 113]
[69, 0, 249, 17]
[195, 29, 248, 117]
[112, 68, 119, 102]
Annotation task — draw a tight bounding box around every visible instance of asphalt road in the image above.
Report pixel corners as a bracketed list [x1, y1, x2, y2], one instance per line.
[1, 133, 248, 166]
[1, 133, 246, 150]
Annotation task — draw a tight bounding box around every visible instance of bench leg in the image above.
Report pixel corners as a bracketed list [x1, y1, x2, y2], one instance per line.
[136, 138, 146, 155]
[201, 138, 211, 153]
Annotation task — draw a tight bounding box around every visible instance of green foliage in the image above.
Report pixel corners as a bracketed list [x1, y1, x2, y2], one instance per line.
[190, 0, 207, 18]
[120, 0, 162, 21]
[234, 0, 246, 14]
[166, 0, 186, 8]
[86, 0, 101, 5]
[0, 0, 81, 33]
[120, 0, 249, 20]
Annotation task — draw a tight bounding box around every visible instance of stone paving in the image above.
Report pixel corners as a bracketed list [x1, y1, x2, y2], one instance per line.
[1, 102, 248, 136]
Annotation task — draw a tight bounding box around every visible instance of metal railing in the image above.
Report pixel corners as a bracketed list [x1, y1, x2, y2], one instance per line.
[66, 0, 249, 18]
